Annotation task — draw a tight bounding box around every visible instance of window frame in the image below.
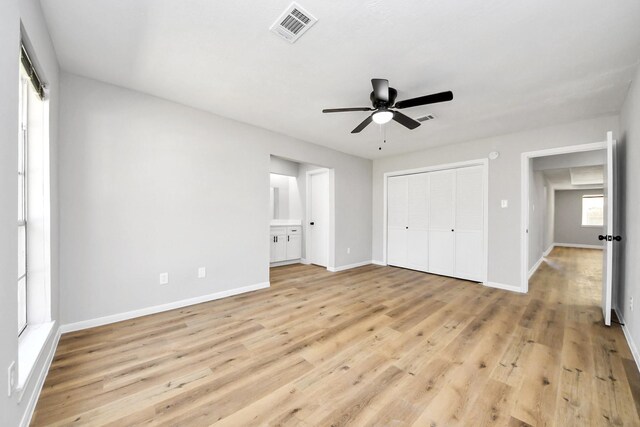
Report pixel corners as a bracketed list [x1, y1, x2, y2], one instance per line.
[581, 194, 604, 228]
[18, 66, 29, 336]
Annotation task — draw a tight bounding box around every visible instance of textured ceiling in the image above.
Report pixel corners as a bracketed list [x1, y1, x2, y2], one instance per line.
[40, 0, 640, 159]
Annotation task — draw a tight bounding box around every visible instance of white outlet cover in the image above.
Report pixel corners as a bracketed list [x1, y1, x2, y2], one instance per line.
[198, 267, 206, 278]
[159, 273, 169, 285]
[501, 200, 508, 208]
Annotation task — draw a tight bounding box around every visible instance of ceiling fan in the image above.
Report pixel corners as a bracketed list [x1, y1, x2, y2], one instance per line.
[322, 79, 453, 133]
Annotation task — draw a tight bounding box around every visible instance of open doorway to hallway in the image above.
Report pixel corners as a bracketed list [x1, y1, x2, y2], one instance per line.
[525, 146, 610, 324]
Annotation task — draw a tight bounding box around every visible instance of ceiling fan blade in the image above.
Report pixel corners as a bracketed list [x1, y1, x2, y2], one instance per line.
[371, 79, 389, 102]
[351, 115, 373, 133]
[392, 111, 421, 130]
[322, 107, 373, 113]
[394, 91, 453, 109]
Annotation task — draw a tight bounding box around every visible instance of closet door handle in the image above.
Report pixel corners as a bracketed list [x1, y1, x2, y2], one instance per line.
[287, 236, 290, 242]
[451, 229, 455, 232]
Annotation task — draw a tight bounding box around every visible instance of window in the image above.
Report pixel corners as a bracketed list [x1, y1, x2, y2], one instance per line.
[582, 195, 604, 227]
[18, 44, 46, 336]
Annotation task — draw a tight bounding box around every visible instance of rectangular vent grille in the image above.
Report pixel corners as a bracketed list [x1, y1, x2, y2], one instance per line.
[270, 3, 317, 43]
[417, 114, 435, 122]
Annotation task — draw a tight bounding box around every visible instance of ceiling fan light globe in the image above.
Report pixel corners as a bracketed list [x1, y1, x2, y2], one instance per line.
[372, 110, 394, 124]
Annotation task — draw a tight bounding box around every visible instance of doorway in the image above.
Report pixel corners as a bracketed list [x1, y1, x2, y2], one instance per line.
[521, 132, 618, 325]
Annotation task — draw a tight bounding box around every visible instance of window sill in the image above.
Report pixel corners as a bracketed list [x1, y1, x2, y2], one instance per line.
[581, 225, 604, 228]
[18, 321, 55, 394]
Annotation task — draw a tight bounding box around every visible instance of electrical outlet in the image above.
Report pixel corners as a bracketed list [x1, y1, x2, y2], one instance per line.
[159, 273, 169, 285]
[501, 200, 508, 208]
[347, 248, 351, 254]
[631, 296, 634, 312]
[198, 267, 206, 279]
[7, 361, 15, 397]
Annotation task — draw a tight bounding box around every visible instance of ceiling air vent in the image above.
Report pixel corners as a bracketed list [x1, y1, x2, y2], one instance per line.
[416, 114, 436, 122]
[270, 3, 317, 43]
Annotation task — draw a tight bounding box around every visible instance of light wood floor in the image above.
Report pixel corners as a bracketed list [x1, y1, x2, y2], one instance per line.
[32, 247, 640, 426]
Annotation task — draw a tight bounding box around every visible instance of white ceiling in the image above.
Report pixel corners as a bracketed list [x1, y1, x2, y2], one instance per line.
[542, 166, 604, 190]
[40, 0, 640, 159]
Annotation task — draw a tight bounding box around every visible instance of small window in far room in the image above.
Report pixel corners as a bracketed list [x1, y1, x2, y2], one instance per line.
[581, 195, 604, 227]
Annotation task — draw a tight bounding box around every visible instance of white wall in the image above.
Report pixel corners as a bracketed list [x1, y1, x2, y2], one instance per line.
[270, 156, 299, 177]
[554, 189, 604, 246]
[58, 73, 372, 325]
[618, 63, 640, 362]
[372, 115, 619, 288]
[528, 169, 550, 269]
[0, 0, 60, 425]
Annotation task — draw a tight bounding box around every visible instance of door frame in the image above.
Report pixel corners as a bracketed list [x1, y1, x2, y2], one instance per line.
[520, 138, 608, 293]
[382, 158, 489, 283]
[305, 168, 335, 270]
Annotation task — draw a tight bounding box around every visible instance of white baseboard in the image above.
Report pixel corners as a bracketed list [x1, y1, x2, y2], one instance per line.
[544, 244, 555, 256]
[19, 326, 61, 427]
[528, 257, 545, 279]
[484, 281, 525, 293]
[614, 308, 640, 373]
[327, 260, 372, 272]
[300, 258, 311, 265]
[269, 259, 301, 267]
[60, 282, 270, 333]
[554, 242, 603, 250]
[371, 260, 387, 266]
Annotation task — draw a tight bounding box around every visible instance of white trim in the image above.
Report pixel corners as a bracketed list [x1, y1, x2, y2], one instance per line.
[269, 259, 301, 267]
[372, 260, 387, 266]
[60, 282, 270, 333]
[382, 158, 489, 283]
[19, 326, 60, 427]
[543, 244, 555, 257]
[327, 260, 371, 272]
[614, 308, 640, 372]
[554, 243, 603, 250]
[484, 281, 525, 293]
[528, 257, 545, 279]
[521, 140, 608, 294]
[300, 258, 311, 265]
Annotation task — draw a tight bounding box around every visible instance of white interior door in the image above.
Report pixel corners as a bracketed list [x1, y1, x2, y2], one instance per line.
[406, 173, 429, 271]
[387, 175, 408, 267]
[309, 171, 329, 267]
[429, 170, 456, 276]
[601, 132, 617, 326]
[454, 166, 484, 281]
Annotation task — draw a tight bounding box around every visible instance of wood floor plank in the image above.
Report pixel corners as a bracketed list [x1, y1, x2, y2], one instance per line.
[30, 248, 640, 426]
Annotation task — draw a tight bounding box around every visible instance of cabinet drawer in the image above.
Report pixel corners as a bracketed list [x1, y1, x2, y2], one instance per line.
[287, 226, 301, 235]
[270, 226, 287, 236]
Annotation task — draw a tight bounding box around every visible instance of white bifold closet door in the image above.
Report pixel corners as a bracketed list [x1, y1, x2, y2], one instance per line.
[428, 170, 456, 276]
[454, 166, 484, 281]
[387, 175, 409, 267]
[387, 174, 429, 271]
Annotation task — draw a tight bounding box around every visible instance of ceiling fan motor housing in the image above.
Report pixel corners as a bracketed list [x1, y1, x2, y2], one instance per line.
[371, 87, 397, 108]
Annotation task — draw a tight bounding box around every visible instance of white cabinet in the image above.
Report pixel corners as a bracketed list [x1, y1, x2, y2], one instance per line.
[386, 165, 485, 282]
[270, 225, 301, 263]
[270, 227, 287, 263]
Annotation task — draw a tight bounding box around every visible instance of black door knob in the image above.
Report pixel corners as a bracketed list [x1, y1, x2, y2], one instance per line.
[406, 226, 408, 229]
[451, 229, 455, 232]
[310, 222, 315, 225]
[598, 235, 606, 241]
[614, 235, 622, 241]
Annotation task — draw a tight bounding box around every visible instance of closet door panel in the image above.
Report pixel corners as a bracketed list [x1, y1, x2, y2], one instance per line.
[428, 170, 455, 276]
[407, 229, 429, 271]
[455, 231, 483, 281]
[387, 175, 409, 267]
[429, 230, 455, 275]
[387, 228, 407, 267]
[387, 176, 409, 228]
[455, 166, 484, 280]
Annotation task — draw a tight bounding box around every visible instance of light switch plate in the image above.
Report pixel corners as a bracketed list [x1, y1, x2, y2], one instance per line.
[198, 267, 206, 279]
[501, 200, 508, 208]
[159, 273, 169, 285]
